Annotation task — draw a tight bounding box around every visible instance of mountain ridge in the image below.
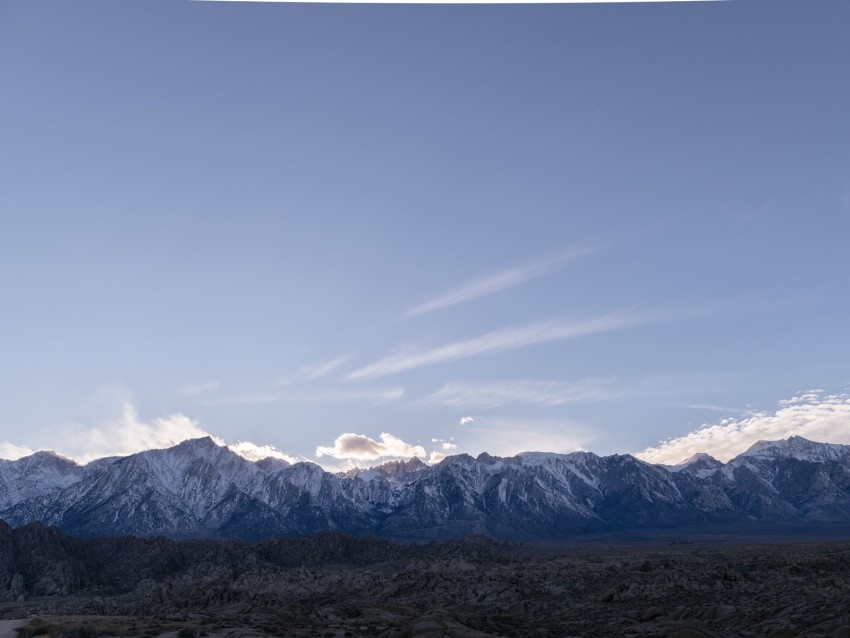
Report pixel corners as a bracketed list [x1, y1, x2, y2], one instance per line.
[2, 436, 850, 541]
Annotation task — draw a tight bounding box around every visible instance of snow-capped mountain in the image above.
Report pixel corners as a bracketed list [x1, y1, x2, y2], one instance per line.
[667, 452, 724, 479]
[0, 451, 82, 511]
[2, 436, 850, 540]
[738, 436, 850, 463]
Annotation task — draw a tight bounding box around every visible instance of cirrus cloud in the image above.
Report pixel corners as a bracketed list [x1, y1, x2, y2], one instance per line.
[424, 378, 616, 410]
[405, 246, 602, 318]
[347, 306, 686, 381]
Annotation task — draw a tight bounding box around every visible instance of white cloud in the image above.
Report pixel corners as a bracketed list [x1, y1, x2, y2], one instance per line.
[70, 402, 214, 463]
[0, 401, 214, 464]
[0, 442, 35, 461]
[177, 380, 220, 396]
[441, 442, 457, 450]
[227, 441, 299, 464]
[459, 416, 475, 426]
[347, 307, 680, 381]
[428, 451, 447, 464]
[0, 398, 299, 466]
[637, 391, 850, 465]
[315, 432, 427, 461]
[425, 378, 616, 410]
[405, 246, 602, 318]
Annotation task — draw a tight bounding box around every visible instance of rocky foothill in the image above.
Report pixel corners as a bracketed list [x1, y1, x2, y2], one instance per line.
[1, 521, 850, 637]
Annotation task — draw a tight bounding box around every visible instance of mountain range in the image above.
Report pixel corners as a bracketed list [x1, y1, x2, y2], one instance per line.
[2, 435, 850, 540]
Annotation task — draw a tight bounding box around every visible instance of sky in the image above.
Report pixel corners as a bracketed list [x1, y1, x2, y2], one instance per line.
[1, 0, 849, 469]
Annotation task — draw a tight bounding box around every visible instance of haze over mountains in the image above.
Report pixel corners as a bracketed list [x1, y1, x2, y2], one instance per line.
[2, 435, 850, 541]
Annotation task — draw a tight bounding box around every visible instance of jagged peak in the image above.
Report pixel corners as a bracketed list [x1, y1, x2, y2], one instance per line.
[10, 450, 80, 467]
[254, 456, 291, 472]
[175, 436, 219, 450]
[747, 435, 823, 449]
[744, 438, 785, 454]
[339, 456, 428, 481]
[513, 451, 565, 466]
[289, 460, 325, 472]
[737, 436, 850, 463]
[676, 452, 720, 466]
[666, 452, 723, 477]
[745, 435, 817, 454]
[165, 437, 240, 460]
[440, 453, 475, 465]
[691, 452, 716, 460]
[476, 452, 500, 464]
[386, 456, 427, 471]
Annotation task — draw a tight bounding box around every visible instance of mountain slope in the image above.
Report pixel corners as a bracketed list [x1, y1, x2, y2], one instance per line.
[3, 436, 850, 540]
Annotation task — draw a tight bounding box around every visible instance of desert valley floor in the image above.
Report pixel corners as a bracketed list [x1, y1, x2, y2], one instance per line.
[2, 526, 850, 638]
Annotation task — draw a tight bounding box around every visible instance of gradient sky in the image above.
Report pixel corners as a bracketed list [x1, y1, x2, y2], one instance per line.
[1, 0, 849, 468]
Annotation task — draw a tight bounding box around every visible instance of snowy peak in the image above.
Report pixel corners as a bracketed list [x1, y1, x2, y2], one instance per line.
[6, 450, 80, 471]
[172, 436, 221, 456]
[254, 457, 291, 472]
[0, 451, 83, 510]
[513, 451, 566, 466]
[737, 436, 850, 463]
[668, 452, 723, 478]
[341, 456, 428, 483]
[5, 435, 850, 540]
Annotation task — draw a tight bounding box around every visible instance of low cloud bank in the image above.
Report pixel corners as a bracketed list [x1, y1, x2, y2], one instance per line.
[637, 391, 850, 464]
[227, 441, 299, 464]
[0, 400, 298, 466]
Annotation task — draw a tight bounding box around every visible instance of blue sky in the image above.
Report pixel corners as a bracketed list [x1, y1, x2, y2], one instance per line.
[1, 0, 849, 467]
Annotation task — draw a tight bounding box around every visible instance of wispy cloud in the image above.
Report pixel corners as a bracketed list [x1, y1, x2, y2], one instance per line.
[204, 386, 405, 406]
[315, 432, 426, 462]
[405, 246, 602, 318]
[347, 306, 684, 381]
[298, 355, 352, 381]
[423, 378, 617, 410]
[177, 380, 220, 396]
[276, 354, 353, 385]
[426, 371, 750, 411]
[636, 391, 850, 464]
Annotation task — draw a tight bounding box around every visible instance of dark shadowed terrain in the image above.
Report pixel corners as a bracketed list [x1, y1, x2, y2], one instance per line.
[2, 521, 850, 637]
